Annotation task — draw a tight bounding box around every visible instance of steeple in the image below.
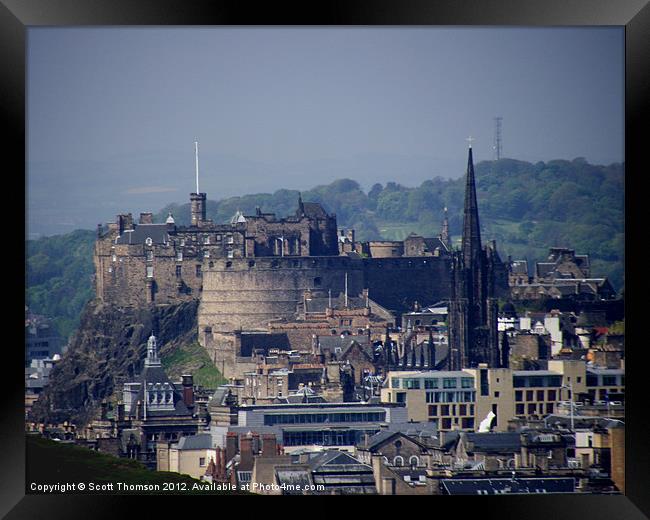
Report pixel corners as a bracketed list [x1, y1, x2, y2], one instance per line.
[461, 141, 482, 265]
[297, 192, 305, 217]
[145, 332, 161, 367]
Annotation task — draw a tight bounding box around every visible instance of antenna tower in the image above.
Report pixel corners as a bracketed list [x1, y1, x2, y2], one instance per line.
[493, 117, 503, 160]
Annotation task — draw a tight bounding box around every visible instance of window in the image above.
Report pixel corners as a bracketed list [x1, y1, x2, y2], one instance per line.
[461, 418, 474, 429]
[203, 235, 210, 244]
[314, 277, 322, 287]
[527, 403, 536, 414]
[547, 390, 556, 401]
[443, 378, 457, 389]
[227, 250, 234, 259]
[515, 391, 523, 402]
[176, 251, 183, 261]
[480, 369, 489, 396]
[441, 405, 450, 416]
[428, 405, 437, 416]
[459, 404, 467, 416]
[391, 378, 400, 389]
[404, 379, 420, 390]
[494, 391, 500, 398]
[204, 250, 210, 258]
[195, 264, 202, 277]
[175, 265, 182, 277]
[409, 456, 420, 467]
[603, 375, 617, 386]
[424, 378, 439, 389]
[394, 456, 404, 467]
[396, 393, 406, 403]
[227, 234, 234, 244]
[526, 390, 534, 401]
[146, 250, 153, 261]
[146, 266, 153, 278]
[516, 404, 525, 415]
[441, 418, 452, 430]
[461, 377, 473, 388]
[537, 390, 545, 401]
[546, 403, 554, 414]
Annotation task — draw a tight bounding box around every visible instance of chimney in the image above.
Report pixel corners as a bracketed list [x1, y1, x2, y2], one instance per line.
[218, 446, 227, 480]
[226, 432, 238, 462]
[117, 401, 125, 422]
[251, 432, 261, 454]
[240, 435, 254, 468]
[118, 213, 134, 233]
[182, 374, 194, 409]
[214, 448, 222, 480]
[261, 434, 277, 458]
[139, 212, 153, 224]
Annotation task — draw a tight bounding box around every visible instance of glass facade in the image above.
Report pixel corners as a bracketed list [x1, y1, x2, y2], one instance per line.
[263, 411, 386, 426]
[282, 428, 379, 446]
[513, 375, 562, 388]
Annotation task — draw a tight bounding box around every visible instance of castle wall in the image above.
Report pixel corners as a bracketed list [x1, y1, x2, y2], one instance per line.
[361, 257, 453, 315]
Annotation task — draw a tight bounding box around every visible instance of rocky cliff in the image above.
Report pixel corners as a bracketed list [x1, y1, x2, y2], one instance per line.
[30, 299, 199, 427]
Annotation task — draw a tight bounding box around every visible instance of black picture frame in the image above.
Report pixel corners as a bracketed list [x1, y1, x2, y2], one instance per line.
[7, 0, 648, 516]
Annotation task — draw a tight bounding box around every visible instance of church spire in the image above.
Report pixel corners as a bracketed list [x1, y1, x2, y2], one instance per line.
[461, 140, 482, 265]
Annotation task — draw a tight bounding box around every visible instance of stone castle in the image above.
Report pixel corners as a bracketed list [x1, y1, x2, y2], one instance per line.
[94, 146, 509, 378]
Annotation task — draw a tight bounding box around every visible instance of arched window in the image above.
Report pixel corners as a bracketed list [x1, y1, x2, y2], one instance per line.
[393, 456, 404, 467]
[409, 456, 420, 467]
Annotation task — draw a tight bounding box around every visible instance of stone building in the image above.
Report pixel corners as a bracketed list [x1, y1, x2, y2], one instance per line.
[509, 248, 616, 301]
[94, 193, 339, 307]
[447, 145, 509, 370]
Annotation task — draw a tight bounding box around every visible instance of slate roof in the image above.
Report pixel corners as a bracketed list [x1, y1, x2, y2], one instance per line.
[464, 432, 522, 453]
[176, 433, 213, 450]
[510, 260, 529, 275]
[115, 224, 169, 245]
[441, 477, 575, 495]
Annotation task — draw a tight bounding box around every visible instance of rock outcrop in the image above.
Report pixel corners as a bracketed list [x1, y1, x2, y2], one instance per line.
[30, 299, 199, 427]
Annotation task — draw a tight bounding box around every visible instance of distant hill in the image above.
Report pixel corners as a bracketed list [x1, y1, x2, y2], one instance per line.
[26, 158, 624, 343]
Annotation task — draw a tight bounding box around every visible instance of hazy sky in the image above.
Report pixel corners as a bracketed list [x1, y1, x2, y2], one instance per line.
[27, 27, 624, 235]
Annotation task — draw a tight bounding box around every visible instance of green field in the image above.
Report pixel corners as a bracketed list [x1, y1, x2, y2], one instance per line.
[161, 341, 226, 389]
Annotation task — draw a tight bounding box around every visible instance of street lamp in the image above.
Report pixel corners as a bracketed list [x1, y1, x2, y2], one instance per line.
[561, 381, 575, 431]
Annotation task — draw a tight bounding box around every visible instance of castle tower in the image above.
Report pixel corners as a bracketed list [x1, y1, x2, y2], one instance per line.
[190, 192, 207, 227]
[191, 141, 207, 227]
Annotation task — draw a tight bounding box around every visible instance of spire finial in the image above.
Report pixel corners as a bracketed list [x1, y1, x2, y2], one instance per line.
[466, 136, 475, 149]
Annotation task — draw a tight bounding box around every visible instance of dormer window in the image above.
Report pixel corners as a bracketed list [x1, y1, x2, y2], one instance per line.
[145, 237, 153, 246]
